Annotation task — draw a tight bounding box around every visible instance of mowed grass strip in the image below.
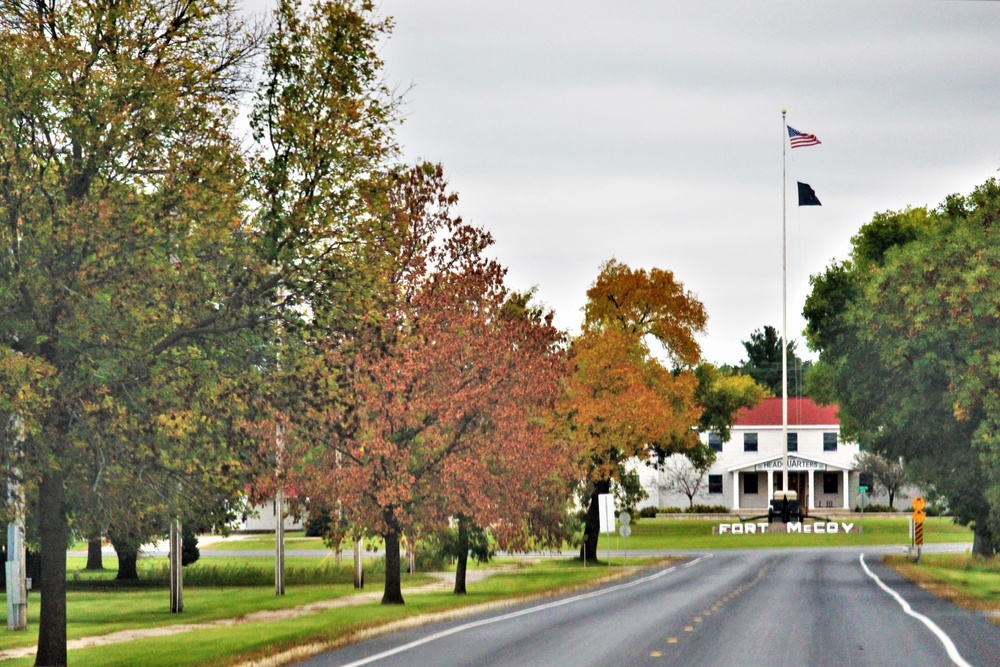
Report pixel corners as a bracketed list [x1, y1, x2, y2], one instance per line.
[1, 558, 667, 667]
[623, 516, 971, 550]
[0, 557, 419, 654]
[885, 552, 1000, 621]
[196, 516, 972, 555]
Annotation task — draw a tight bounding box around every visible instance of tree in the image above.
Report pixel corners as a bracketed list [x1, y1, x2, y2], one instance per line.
[739, 325, 811, 398]
[694, 362, 766, 442]
[0, 2, 398, 663]
[804, 178, 1000, 556]
[560, 259, 707, 561]
[286, 165, 571, 604]
[853, 451, 908, 509]
[659, 450, 715, 509]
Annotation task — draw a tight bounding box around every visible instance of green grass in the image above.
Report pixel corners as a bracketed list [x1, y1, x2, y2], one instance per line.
[1, 558, 663, 666]
[66, 555, 393, 588]
[2, 516, 967, 666]
[884, 552, 1000, 621]
[619, 515, 971, 550]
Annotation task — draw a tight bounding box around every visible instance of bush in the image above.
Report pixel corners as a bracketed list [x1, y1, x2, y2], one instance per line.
[638, 506, 659, 518]
[685, 505, 730, 514]
[304, 506, 333, 538]
[181, 526, 200, 567]
[657, 507, 683, 514]
[853, 503, 896, 513]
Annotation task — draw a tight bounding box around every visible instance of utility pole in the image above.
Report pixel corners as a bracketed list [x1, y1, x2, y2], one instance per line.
[169, 519, 183, 613]
[6, 416, 27, 631]
[275, 421, 286, 596]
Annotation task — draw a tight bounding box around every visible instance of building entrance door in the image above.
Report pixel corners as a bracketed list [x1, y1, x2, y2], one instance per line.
[774, 471, 808, 506]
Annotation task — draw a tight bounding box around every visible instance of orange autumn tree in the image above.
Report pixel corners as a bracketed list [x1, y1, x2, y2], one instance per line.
[288, 164, 571, 604]
[561, 259, 708, 561]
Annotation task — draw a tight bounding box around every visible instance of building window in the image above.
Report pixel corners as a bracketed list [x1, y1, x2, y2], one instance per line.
[823, 472, 839, 494]
[787, 432, 798, 452]
[824, 432, 838, 452]
[744, 433, 758, 452]
[708, 474, 723, 494]
[744, 474, 759, 494]
[708, 432, 722, 452]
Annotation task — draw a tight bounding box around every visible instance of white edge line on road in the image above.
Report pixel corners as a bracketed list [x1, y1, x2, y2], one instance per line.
[859, 553, 973, 667]
[333, 555, 712, 667]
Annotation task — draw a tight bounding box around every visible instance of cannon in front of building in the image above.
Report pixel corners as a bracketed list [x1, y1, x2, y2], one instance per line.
[768, 490, 803, 523]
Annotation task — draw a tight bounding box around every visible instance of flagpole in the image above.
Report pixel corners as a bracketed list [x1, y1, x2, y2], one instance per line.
[781, 109, 789, 498]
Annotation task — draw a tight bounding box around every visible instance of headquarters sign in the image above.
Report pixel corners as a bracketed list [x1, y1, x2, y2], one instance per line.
[754, 456, 828, 471]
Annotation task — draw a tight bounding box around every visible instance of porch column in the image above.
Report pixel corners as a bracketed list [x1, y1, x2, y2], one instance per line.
[808, 471, 815, 510]
[842, 469, 850, 509]
[732, 472, 740, 510]
[766, 470, 774, 502]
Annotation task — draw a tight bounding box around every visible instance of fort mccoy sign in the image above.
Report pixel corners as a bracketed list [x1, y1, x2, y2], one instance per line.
[714, 522, 857, 535]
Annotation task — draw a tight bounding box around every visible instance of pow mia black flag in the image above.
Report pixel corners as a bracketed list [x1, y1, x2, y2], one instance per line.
[797, 181, 821, 206]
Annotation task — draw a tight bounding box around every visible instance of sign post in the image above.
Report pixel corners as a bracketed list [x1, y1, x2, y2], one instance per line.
[912, 497, 925, 562]
[618, 512, 631, 565]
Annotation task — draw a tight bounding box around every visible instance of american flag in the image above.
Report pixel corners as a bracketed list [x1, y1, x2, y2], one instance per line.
[787, 126, 821, 148]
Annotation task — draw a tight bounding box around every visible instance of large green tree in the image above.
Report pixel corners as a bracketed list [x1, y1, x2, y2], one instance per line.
[739, 325, 810, 398]
[804, 178, 1000, 556]
[0, 2, 398, 664]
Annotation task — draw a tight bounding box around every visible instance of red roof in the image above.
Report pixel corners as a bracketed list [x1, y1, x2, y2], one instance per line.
[734, 397, 839, 427]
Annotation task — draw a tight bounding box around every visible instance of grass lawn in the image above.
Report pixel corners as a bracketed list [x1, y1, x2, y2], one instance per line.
[622, 515, 971, 550]
[1, 557, 665, 667]
[884, 552, 1000, 624]
[0, 516, 970, 665]
[165, 515, 972, 556]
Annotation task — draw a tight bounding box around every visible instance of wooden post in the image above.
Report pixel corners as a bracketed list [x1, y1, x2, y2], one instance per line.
[274, 418, 286, 596]
[353, 538, 363, 589]
[170, 520, 183, 613]
[275, 487, 285, 595]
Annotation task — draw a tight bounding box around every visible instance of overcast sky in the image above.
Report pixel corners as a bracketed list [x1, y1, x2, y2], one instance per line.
[257, 1, 1000, 365]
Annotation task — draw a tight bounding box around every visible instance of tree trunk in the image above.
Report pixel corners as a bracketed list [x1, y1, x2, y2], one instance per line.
[454, 517, 469, 595]
[888, 490, 895, 509]
[972, 524, 996, 558]
[85, 538, 104, 570]
[36, 472, 68, 667]
[109, 532, 140, 581]
[381, 529, 404, 605]
[580, 478, 610, 562]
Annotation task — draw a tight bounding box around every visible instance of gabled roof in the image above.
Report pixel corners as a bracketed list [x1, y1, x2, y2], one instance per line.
[734, 397, 839, 427]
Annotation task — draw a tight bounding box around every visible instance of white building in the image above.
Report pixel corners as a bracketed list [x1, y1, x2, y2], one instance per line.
[238, 498, 305, 532]
[640, 398, 880, 512]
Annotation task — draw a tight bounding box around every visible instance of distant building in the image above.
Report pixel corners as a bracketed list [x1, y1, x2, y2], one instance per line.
[239, 497, 305, 532]
[638, 397, 901, 512]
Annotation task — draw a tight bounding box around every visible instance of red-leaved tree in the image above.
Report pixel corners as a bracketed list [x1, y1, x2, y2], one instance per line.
[287, 164, 573, 604]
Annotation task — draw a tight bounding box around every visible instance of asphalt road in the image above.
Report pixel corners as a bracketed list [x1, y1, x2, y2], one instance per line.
[293, 548, 1000, 667]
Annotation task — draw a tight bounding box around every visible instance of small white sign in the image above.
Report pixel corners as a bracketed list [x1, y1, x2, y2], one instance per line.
[598, 494, 615, 534]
